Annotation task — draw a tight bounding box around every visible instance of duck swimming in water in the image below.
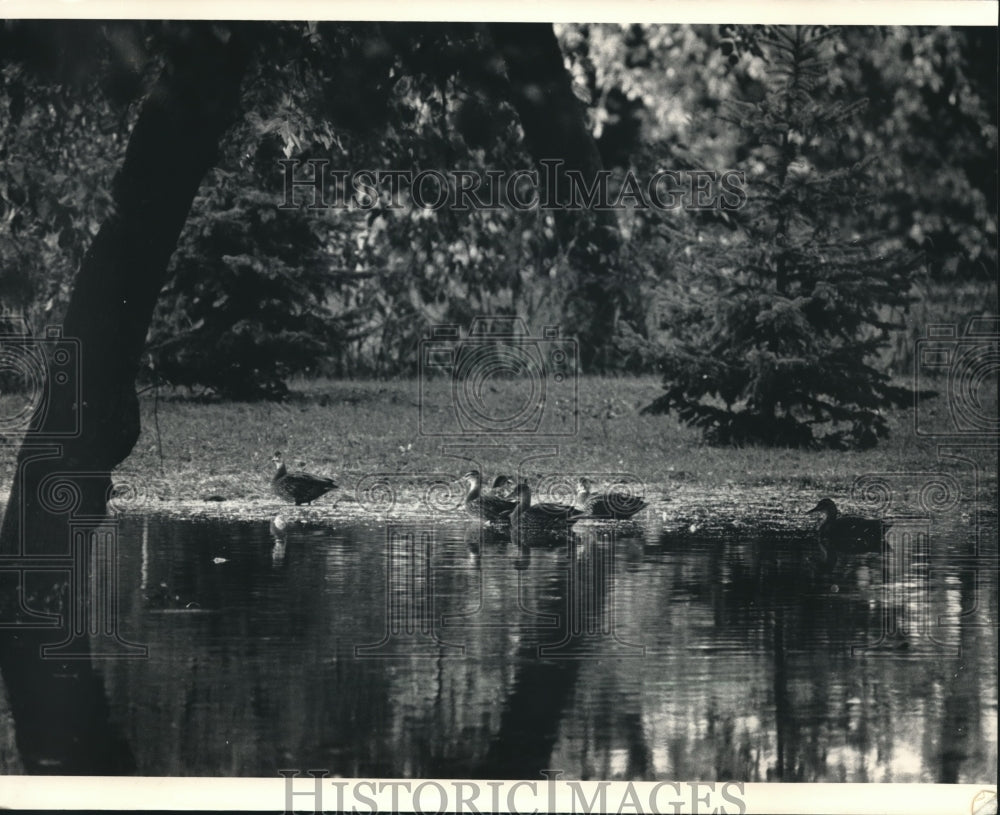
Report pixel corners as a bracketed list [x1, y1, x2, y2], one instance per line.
[460, 470, 516, 523]
[575, 477, 648, 519]
[507, 482, 588, 537]
[271, 452, 338, 506]
[807, 498, 891, 553]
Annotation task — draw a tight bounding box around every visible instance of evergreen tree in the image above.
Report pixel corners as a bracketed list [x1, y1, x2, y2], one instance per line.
[643, 26, 916, 449]
[146, 163, 336, 400]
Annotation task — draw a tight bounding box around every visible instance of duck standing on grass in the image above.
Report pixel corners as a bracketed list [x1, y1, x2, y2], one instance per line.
[460, 470, 516, 523]
[271, 451, 338, 506]
[576, 477, 648, 520]
[807, 498, 891, 553]
[506, 482, 588, 538]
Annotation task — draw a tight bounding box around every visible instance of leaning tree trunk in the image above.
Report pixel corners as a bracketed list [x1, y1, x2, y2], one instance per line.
[489, 23, 643, 372]
[0, 24, 247, 774]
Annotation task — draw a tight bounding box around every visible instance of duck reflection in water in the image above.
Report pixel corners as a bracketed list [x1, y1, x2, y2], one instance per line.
[512, 542, 532, 571]
[269, 514, 288, 564]
[463, 523, 510, 565]
[269, 514, 288, 540]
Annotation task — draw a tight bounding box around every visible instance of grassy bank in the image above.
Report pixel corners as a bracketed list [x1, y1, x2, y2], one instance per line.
[3, 375, 994, 517]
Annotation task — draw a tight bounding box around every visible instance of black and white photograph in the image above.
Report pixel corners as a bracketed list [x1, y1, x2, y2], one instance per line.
[0, 5, 997, 813]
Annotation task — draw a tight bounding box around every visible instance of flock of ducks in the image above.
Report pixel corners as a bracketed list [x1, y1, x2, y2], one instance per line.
[270, 452, 891, 553]
[459, 471, 648, 535]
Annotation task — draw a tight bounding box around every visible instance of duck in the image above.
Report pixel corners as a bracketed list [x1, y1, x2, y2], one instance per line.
[491, 474, 514, 495]
[460, 470, 516, 523]
[506, 482, 588, 537]
[807, 498, 891, 552]
[575, 477, 648, 519]
[271, 451, 338, 506]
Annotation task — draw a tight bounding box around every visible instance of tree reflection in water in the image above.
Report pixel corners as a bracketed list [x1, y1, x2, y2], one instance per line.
[0, 514, 993, 782]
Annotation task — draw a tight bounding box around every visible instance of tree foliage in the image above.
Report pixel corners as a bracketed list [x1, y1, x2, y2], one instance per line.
[0, 25, 133, 324]
[642, 26, 918, 449]
[2, 22, 996, 403]
[147, 168, 336, 399]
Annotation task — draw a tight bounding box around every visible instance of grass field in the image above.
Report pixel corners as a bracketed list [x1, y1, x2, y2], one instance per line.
[3, 374, 994, 522]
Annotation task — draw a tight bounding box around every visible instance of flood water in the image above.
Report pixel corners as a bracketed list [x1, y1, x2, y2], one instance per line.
[36, 501, 993, 782]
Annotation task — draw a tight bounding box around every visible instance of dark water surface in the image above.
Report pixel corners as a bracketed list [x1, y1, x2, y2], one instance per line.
[48, 505, 994, 782]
